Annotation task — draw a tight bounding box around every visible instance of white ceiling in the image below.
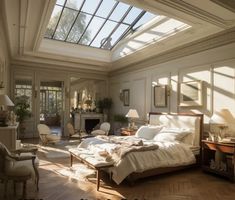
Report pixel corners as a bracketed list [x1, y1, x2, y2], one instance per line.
[2, 0, 235, 73]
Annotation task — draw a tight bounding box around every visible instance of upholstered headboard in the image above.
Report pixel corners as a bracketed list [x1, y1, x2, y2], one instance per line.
[148, 113, 203, 147]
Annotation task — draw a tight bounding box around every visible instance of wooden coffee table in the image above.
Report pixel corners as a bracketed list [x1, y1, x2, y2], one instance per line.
[69, 149, 113, 191]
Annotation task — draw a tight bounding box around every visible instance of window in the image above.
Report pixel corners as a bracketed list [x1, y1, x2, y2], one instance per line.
[44, 0, 157, 50]
[15, 80, 33, 111]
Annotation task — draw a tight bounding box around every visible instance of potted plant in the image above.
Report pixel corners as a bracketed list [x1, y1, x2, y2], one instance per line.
[14, 95, 32, 138]
[113, 114, 128, 135]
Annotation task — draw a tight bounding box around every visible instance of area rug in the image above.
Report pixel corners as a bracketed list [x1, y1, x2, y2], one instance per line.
[55, 163, 96, 182]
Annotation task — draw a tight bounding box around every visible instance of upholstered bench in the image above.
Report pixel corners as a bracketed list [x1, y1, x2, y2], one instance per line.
[69, 148, 114, 191]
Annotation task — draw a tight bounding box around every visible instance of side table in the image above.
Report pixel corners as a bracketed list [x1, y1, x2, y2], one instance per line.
[201, 140, 235, 182]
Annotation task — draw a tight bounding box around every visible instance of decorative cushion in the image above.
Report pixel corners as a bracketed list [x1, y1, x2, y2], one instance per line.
[135, 125, 163, 140]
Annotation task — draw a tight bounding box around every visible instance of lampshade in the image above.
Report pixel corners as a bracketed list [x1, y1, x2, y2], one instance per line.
[126, 109, 139, 118]
[210, 109, 235, 125]
[0, 94, 14, 107]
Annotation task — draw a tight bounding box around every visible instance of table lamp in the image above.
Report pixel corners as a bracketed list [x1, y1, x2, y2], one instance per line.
[126, 109, 139, 130]
[209, 108, 234, 141]
[0, 94, 14, 126]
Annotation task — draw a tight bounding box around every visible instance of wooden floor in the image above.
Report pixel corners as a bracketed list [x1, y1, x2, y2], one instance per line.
[1, 140, 235, 200]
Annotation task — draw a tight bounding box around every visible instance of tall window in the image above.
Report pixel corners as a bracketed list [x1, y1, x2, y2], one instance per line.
[14, 80, 33, 111]
[40, 86, 62, 115]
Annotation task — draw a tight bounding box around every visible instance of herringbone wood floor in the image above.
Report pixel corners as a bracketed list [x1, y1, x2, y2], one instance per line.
[1, 140, 235, 200]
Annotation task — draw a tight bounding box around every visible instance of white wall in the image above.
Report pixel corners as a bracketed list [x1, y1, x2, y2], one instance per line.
[110, 43, 235, 135]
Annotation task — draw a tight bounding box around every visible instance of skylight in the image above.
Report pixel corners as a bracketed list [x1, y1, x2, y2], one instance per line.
[45, 0, 157, 50]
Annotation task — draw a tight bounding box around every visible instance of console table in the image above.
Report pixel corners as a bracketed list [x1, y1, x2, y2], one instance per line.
[0, 124, 18, 151]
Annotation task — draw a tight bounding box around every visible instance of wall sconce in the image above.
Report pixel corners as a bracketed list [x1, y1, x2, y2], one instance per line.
[66, 87, 70, 98]
[119, 90, 124, 102]
[167, 85, 171, 96]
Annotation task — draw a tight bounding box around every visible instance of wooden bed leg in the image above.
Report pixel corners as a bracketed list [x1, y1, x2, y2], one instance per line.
[70, 154, 73, 167]
[97, 169, 100, 191]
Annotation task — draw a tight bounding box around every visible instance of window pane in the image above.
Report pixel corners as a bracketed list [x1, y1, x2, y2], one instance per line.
[56, 0, 65, 6]
[96, 0, 116, 18]
[133, 12, 156, 30]
[54, 8, 78, 40]
[45, 5, 63, 38]
[91, 20, 117, 48]
[67, 13, 92, 43]
[110, 24, 129, 47]
[109, 2, 130, 22]
[79, 16, 105, 45]
[65, 0, 83, 10]
[123, 7, 142, 25]
[81, 0, 101, 15]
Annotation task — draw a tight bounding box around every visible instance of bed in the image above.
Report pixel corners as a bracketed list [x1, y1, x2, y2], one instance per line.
[72, 112, 203, 185]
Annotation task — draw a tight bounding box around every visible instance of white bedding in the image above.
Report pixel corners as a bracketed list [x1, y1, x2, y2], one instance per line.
[78, 135, 196, 184]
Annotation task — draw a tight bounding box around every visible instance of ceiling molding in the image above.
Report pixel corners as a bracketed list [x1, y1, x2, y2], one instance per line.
[32, 0, 55, 52]
[21, 51, 110, 68]
[11, 58, 109, 76]
[210, 0, 235, 13]
[157, 0, 235, 29]
[109, 27, 235, 76]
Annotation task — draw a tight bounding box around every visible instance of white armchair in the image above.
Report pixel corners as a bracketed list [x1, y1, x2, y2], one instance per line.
[37, 124, 60, 145]
[0, 142, 39, 198]
[91, 122, 111, 136]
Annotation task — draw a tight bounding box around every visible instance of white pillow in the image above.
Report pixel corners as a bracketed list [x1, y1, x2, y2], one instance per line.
[91, 129, 106, 136]
[153, 127, 192, 142]
[135, 125, 163, 140]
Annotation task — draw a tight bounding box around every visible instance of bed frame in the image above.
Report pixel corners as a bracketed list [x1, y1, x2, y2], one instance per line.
[126, 112, 203, 184]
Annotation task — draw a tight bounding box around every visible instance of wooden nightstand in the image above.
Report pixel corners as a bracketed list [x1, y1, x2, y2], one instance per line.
[201, 140, 235, 182]
[120, 128, 137, 136]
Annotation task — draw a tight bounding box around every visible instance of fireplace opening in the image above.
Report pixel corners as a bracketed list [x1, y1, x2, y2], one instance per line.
[85, 119, 100, 133]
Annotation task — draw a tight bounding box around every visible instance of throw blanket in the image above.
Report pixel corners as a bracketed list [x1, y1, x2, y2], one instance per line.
[94, 136, 159, 162]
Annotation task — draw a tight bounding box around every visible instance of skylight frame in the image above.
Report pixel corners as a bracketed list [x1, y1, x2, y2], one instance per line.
[45, 0, 157, 50]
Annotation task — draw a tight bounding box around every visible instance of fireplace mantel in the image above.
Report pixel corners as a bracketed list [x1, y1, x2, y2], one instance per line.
[74, 113, 107, 133]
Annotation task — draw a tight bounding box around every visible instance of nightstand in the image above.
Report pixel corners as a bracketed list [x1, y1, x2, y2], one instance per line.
[120, 128, 137, 136]
[201, 140, 235, 182]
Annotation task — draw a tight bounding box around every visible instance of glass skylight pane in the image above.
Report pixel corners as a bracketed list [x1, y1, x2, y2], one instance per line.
[79, 16, 105, 45]
[65, 0, 83, 10]
[81, 0, 101, 15]
[96, 0, 116, 18]
[45, 5, 63, 38]
[123, 7, 142, 25]
[54, 8, 78, 40]
[110, 24, 129, 47]
[109, 2, 130, 22]
[56, 0, 65, 6]
[67, 13, 92, 43]
[133, 12, 156, 30]
[91, 20, 117, 48]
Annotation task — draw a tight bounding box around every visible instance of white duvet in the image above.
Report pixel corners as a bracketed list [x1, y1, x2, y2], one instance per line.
[78, 136, 196, 184]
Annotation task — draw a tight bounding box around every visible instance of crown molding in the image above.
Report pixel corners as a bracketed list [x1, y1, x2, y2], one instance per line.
[210, 0, 235, 13]
[157, 0, 235, 29]
[11, 55, 110, 75]
[109, 27, 235, 76]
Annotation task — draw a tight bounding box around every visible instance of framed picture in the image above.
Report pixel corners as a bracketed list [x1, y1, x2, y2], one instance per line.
[154, 85, 167, 107]
[179, 81, 203, 107]
[123, 89, 129, 106]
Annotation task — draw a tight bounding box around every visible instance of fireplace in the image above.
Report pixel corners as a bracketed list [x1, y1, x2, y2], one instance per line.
[74, 113, 107, 133]
[85, 119, 100, 133]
